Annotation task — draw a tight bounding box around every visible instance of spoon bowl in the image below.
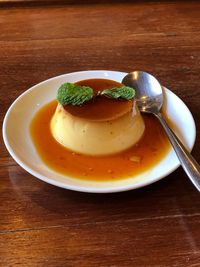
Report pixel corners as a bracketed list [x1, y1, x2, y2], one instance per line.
[122, 71, 163, 114]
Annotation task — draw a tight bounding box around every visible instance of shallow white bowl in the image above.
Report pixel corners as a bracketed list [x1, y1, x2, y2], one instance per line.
[2, 70, 196, 193]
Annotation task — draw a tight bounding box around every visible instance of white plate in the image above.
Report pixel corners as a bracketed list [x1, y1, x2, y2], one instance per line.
[2, 70, 196, 193]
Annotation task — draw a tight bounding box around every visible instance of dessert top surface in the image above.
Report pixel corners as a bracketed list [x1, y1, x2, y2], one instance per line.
[62, 78, 134, 121]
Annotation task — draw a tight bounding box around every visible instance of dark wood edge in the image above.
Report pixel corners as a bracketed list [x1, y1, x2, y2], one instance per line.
[0, 0, 195, 9]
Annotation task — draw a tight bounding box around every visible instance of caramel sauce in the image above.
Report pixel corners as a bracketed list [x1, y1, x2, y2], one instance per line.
[30, 100, 171, 181]
[63, 79, 133, 121]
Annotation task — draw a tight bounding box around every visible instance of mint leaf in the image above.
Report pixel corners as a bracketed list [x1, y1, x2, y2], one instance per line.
[101, 86, 135, 100]
[56, 83, 93, 106]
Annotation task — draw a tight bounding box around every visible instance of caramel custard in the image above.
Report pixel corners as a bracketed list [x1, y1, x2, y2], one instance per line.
[30, 79, 171, 181]
[50, 79, 145, 155]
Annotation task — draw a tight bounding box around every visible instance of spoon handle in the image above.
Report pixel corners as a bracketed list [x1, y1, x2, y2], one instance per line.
[155, 112, 200, 192]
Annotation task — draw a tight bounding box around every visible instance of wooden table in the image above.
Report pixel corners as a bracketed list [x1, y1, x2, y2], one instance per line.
[1, 1, 200, 266]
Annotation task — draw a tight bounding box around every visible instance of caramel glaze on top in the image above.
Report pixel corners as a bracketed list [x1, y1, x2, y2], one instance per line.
[62, 79, 133, 121]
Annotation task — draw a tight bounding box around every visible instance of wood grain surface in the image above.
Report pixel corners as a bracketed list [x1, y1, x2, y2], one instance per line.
[0, 1, 200, 266]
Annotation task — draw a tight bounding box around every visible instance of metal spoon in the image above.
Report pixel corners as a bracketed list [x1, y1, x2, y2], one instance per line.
[122, 71, 200, 192]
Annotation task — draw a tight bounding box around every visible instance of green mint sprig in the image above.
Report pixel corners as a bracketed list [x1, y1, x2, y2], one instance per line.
[56, 83, 135, 106]
[56, 83, 93, 106]
[100, 86, 135, 100]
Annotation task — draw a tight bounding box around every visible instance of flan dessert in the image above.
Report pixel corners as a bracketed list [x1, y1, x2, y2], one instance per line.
[50, 79, 145, 156]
